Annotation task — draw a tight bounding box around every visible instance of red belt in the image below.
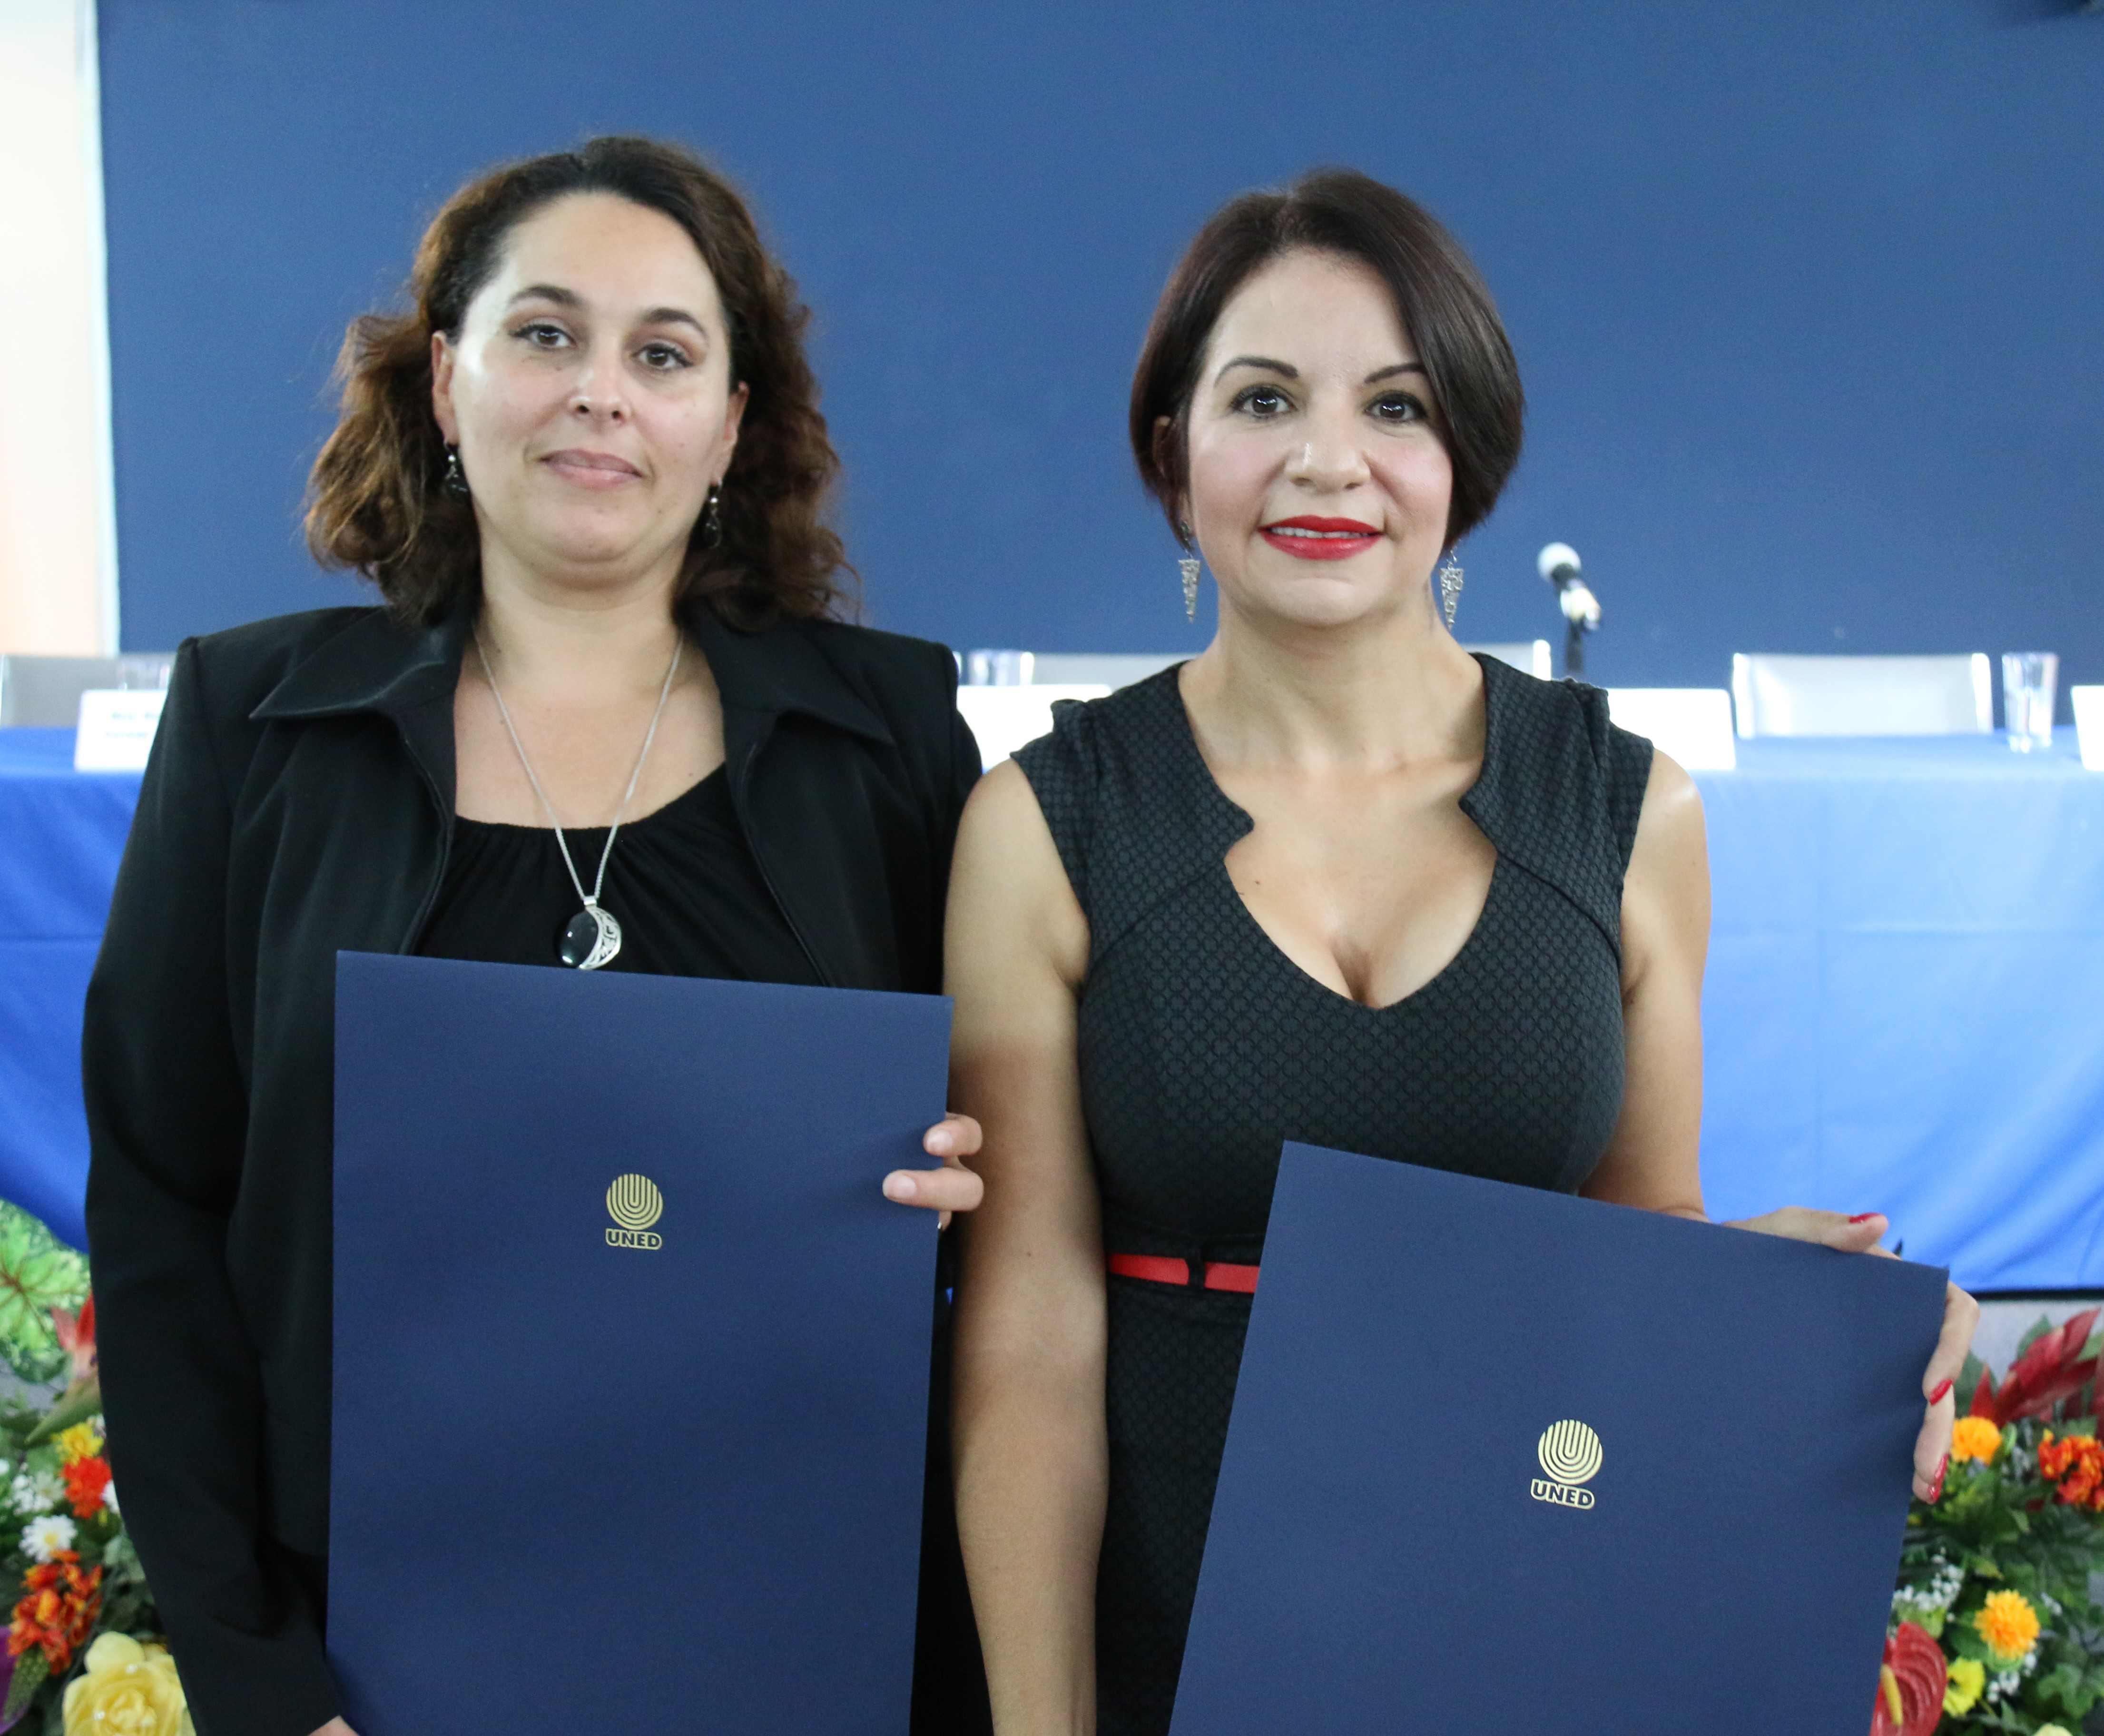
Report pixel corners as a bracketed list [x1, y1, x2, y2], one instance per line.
[1108, 1252, 1260, 1294]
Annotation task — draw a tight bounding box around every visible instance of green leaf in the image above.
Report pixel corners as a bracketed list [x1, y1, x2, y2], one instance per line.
[1, 1647, 48, 1724]
[23, 1379, 100, 1448]
[0, 1202, 86, 1386]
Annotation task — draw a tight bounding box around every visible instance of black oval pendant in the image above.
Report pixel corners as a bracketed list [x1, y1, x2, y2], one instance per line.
[558, 906, 621, 969]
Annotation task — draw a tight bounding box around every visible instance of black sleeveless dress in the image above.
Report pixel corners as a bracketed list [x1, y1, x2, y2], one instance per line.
[1013, 654, 1654, 1736]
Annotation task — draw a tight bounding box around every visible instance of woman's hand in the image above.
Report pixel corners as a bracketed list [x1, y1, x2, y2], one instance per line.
[881, 1113, 985, 1228]
[312, 1720, 359, 1736]
[1727, 1207, 1981, 1502]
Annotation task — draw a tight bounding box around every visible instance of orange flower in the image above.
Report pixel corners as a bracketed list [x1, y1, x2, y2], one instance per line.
[6, 1551, 103, 1671]
[1949, 1415, 2001, 1464]
[61, 1455, 110, 1520]
[1974, 1589, 2041, 1664]
[2039, 1432, 2104, 1511]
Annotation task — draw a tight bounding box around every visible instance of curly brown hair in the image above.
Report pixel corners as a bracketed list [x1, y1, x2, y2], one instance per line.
[305, 136, 852, 630]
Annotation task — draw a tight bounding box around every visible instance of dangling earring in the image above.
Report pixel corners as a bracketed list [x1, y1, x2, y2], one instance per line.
[1176, 522, 1201, 621]
[442, 444, 471, 501]
[699, 483, 724, 550]
[1437, 548, 1465, 629]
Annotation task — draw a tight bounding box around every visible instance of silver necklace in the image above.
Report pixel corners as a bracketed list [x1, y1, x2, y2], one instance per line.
[475, 633, 682, 970]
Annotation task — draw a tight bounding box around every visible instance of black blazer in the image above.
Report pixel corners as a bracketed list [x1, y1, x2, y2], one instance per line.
[82, 603, 983, 1736]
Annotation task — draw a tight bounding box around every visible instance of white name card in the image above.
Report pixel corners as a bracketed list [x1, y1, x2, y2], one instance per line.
[74, 688, 167, 772]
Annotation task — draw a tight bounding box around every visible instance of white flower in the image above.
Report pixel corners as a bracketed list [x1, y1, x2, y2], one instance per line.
[10, 1470, 63, 1514]
[100, 1479, 118, 1517]
[21, 1514, 76, 1563]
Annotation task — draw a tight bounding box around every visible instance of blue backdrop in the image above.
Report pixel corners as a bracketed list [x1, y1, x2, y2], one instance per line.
[97, 0, 2104, 699]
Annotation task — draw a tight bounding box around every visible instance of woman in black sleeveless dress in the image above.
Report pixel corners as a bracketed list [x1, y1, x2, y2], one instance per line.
[943, 171, 1976, 1736]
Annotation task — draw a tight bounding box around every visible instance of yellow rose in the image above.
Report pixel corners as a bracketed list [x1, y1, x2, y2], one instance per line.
[62, 1633, 193, 1736]
[1943, 1655, 1984, 1715]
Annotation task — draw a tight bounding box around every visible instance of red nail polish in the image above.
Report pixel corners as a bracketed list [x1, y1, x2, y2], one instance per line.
[1928, 1379, 1952, 1405]
[1848, 1213, 1882, 1223]
[1929, 1455, 1948, 1503]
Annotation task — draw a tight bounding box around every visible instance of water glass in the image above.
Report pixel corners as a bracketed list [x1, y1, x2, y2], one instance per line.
[964, 650, 1035, 687]
[2002, 652, 2057, 752]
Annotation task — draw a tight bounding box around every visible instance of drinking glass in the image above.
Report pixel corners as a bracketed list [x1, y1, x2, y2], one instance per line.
[2002, 652, 2057, 752]
[964, 650, 1034, 687]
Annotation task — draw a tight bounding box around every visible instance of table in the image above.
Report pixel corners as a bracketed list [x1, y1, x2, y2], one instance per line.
[1694, 731, 2103, 1290]
[2, 726, 2099, 1288]
[0, 730, 138, 1251]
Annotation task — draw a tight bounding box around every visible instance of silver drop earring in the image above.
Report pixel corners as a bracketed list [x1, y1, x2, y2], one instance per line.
[699, 483, 724, 550]
[442, 444, 470, 501]
[1177, 523, 1201, 621]
[1438, 548, 1465, 629]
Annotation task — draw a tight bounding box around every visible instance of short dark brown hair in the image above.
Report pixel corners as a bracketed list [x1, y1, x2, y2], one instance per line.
[1129, 168, 1524, 549]
[306, 136, 851, 630]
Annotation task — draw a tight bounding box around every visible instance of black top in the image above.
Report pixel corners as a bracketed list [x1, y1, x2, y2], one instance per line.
[82, 603, 983, 1736]
[420, 768, 818, 985]
[1013, 655, 1653, 1736]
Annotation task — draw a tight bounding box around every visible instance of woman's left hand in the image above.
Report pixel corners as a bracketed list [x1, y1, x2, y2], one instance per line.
[1728, 1207, 1981, 1502]
[881, 1113, 985, 1228]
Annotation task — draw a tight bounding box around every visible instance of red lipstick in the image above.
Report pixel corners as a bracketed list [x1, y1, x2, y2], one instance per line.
[1259, 514, 1381, 561]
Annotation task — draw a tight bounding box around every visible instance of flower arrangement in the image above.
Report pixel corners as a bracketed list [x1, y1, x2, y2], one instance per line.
[1878, 1307, 2104, 1735]
[0, 1201, 185, 1736]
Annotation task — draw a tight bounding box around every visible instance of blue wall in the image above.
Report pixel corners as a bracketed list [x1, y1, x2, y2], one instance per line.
[100, 0, 2104, 703]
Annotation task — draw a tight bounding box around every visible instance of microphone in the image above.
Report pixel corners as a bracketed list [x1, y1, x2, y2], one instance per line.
[1537, 542, 1601, 673]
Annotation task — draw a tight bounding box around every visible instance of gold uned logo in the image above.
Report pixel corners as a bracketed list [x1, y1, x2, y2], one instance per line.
[1530, 1419, 1602, 1510]
[605, 1174, 664, 1251]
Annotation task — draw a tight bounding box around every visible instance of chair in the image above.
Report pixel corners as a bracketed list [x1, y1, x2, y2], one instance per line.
[1462, 640, 1553, 680]
[1730, 653, 1992, 739]
[1604, 690, 1737, 770]
[1023, 643, 1556, 688]
[1027, 653, 1185, 690]
[0, 653, 173, 727]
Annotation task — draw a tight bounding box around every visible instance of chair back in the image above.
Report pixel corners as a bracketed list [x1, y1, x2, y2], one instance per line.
[1730, 653, 1992, 738]
[1462, 641, 1553, 680]
[0, 653, 174, 728]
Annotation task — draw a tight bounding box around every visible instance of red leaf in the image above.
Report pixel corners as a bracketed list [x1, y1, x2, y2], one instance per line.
[2004, 1355, 2099, 1423]
[1970, 1368, 1999, 1422]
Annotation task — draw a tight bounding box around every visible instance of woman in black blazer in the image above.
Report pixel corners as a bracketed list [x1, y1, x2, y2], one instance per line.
[82, 137, 987, 1736]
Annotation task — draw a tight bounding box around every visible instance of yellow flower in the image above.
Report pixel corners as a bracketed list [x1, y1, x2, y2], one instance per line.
[61, 1632, 191, 1736]
[52, 1423, 104, 1469]
[1974, 1589, 2041, 1663]
[1943, 1656, 1985, 1715]
[1949, 1416, 2000, 1465]
[2037, 1728, 2075, 1736]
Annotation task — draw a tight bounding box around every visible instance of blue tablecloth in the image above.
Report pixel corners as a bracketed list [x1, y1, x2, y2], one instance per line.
[2, 725, 2099, 1286]
[1694, 730, 2103, 1291]
[0, 730, 140, 1250]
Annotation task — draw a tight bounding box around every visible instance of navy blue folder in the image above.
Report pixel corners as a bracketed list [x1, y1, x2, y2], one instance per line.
[1170, 1143, 1947, 1736]
[328, 953, 950, 1734]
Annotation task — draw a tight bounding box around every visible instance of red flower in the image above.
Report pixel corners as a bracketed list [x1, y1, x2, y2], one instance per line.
[1869, 1622, 1946, 1736]
[61, 1455, 111, 1520]
[50, 1297, 95, 1388]
[6, 1552, 102, 1672]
